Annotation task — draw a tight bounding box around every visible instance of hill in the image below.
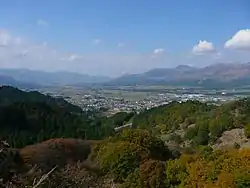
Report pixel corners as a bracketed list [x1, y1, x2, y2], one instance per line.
[0, 86, 82, 113]
[19, 138, 99, 170]
[0, 86, 136, 148]
[133, 98, 250, 148]
[3, 129, 250, 188]
[0, 100, 123, 148]
[0, 75, 39, 89]
[106, 62, 250, 89]
[0, 68, 111, 86]
[1, 87, 250, 187]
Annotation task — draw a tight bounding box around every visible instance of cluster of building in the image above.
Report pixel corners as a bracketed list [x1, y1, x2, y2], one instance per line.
[63, 91, 241, 113]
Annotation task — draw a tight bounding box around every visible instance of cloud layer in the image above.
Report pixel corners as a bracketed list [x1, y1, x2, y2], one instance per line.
[153, 48, 165, 54]
[224, 29, 250, 50]
[192, 40, 216, 55]
[0, 29, 249, 77]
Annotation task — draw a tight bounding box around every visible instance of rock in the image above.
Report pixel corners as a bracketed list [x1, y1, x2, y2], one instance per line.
[213, 128, 250, 149]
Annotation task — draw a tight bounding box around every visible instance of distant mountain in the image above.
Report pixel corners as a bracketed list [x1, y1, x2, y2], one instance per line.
[0, 75, 18, 85]
[106, 63, 250, 89]
[0, 69, 111, 86]
[0, 75, 39, 89]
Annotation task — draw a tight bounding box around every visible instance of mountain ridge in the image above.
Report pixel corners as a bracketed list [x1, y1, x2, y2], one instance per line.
[105, 62, 250, 88]
[0, 68, 111, 86]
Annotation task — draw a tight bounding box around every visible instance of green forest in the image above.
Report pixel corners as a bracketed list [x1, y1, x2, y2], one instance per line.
[133, 99, 250, 145]
[0, 86, 135, 148]
[1, 86, 250, 188]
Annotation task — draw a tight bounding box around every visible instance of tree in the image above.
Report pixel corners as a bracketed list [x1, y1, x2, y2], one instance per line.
[139, 160, 166, 188]
[244, 124, 250, 138]
[117, 129, 172, 161]
[193, 125, 209, 145]
[95, 141, 147, 182]
[184, 126, 198, 140]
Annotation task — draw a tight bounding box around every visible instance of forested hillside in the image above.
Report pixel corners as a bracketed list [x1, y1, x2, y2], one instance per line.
[2, 129, 250, 188]
[1, 86, 250, 187]
[133, 99, 250, 147]
[0, 86, 134, 148]
[0, 86, 82, 113]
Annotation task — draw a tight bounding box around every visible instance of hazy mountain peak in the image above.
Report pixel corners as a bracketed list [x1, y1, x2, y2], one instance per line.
[0, 68, 111, 86]
[176, 65, 193, 69]
[106, 62, 250, 89]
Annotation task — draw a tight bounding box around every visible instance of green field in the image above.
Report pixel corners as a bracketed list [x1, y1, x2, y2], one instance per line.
[102, 89, 149, 101]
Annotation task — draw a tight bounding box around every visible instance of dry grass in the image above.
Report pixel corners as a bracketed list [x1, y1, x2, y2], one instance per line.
[31, 166, 57, 188]
[0, 139, 119, 187]
[19, 138, 100, 170]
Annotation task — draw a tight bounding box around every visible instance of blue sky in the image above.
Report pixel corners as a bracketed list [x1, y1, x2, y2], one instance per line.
[0, 0, 249, 76]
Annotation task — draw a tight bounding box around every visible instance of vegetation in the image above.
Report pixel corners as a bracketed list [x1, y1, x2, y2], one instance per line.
[1, 86, 250, 187]
[133, 99, 250, 146]
[0, 86, 133, 148]
[1, 129, 250, 187]
[0, 86, 82, 114]
[244, 124, 250, 138]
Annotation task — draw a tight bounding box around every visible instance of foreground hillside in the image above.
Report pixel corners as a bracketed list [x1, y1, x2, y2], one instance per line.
[1, 86, 250, 187]
[1, 130, 250, 188]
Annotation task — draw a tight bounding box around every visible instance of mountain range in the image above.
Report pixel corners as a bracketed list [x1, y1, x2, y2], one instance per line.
[105, 63, 250, 89]
[1, 63, 250, 89]
[0, 69, 111, 88]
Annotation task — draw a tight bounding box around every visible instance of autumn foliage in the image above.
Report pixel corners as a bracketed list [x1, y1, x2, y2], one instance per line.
[89, 129, 250, 188]
[165, 148, 250, 188]
[19, 138, 99, 170]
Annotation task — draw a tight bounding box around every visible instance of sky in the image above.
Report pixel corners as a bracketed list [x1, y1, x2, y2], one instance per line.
[0, 0, 249, 77]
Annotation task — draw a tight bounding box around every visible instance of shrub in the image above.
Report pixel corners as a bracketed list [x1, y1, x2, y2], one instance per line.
[233, 142, 240, 149]
[117, 129, 172, 161]
[0, 141, 25, 186]
[244, 124, 250, 138]
[169, 133, 182, 144]
[235, 170, 250, 188]
[96, 141, 147, 182]
[193, 126, 209, 145]
[184, 127, 198, 140]
[120, 169, 140, 188]
[139, 160, 166, 188]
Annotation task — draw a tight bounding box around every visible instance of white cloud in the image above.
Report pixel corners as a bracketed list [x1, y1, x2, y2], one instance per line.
[37, 19, 49, 27]
[117, 43, 125, 48]
[92, 38, 101, 45]
[14, 37, 22, 45]
[0, 28, 250, 77]
[153, 48, 165, 54]
[224, 29, 250, 50]
[60, 54, 82, 61]
[0, 30, 24, 47]
[0, 30, 11, 47]
[151, 48, 165, 59]
[213, 52, 222, 60]
[192, 40, 215, 55]
[68, 54, 82, 61]
[13, 50, 29, 59]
